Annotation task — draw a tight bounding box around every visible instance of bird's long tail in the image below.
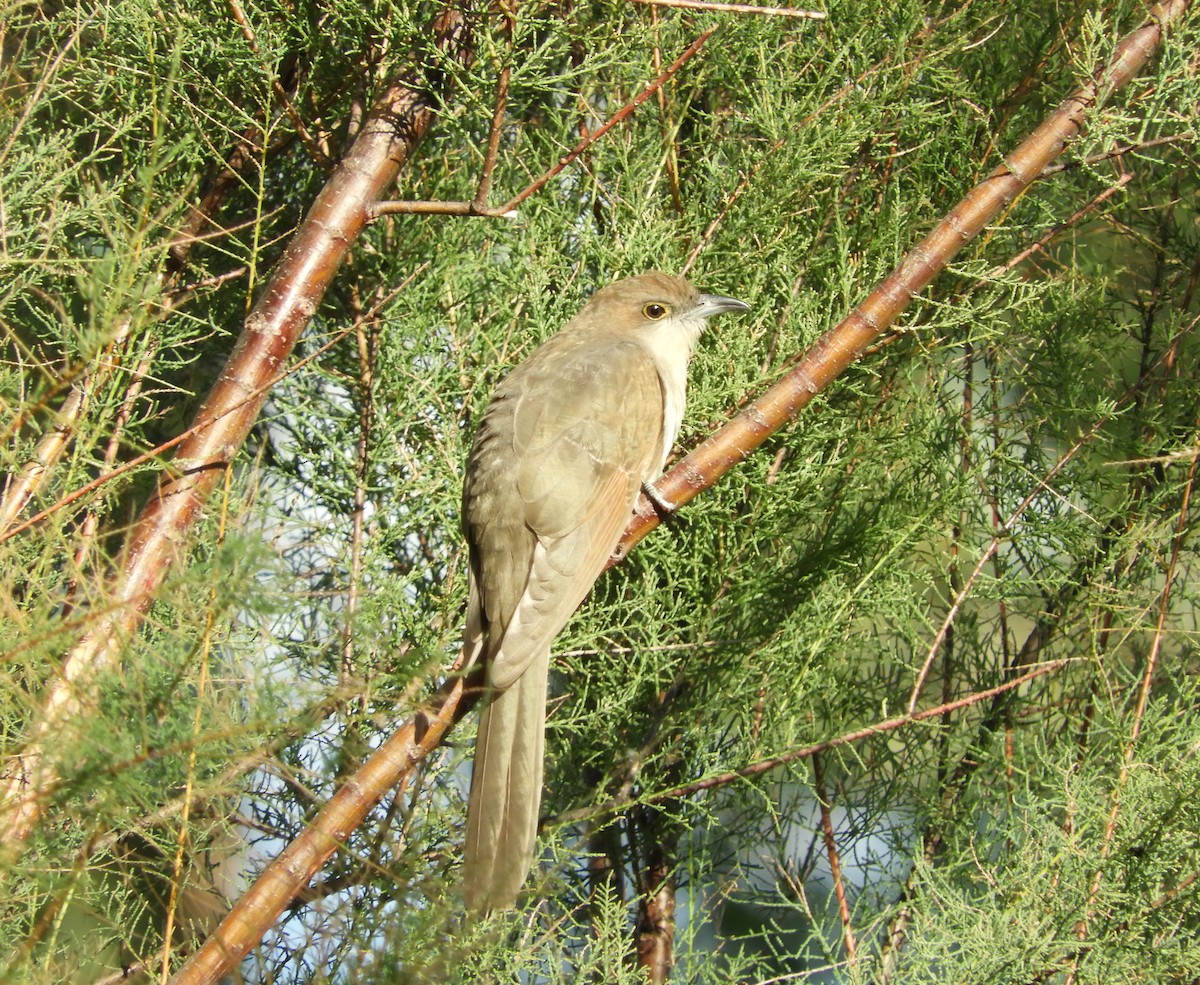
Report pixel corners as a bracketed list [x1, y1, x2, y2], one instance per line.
[462, 648, 549, 913]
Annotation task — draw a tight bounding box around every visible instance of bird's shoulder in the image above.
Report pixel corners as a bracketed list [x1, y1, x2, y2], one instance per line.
[506, 329, 654, 391]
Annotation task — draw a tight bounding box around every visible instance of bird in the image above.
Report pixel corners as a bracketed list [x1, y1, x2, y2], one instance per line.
[460, 271, 750, 913]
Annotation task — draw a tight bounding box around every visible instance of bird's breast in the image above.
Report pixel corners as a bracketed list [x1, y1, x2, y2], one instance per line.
[637, 318, 703, 473]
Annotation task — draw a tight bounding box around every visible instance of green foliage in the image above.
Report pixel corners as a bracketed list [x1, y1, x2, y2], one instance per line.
[2, 0, 1199, 981]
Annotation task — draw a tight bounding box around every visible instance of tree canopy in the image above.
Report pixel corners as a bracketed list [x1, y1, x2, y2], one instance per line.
[2, 1, 1198, 982]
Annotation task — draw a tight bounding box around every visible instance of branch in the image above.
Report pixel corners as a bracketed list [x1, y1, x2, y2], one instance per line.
[630, 0, 826, 17]
[165, 668, 482, 985]
[0, 8, 472, 853]
[548, 660, 1072, 829]
[471, 0, 514, 212]
[613, 0, 1191, 561]
[177, 4, 1185, 976]
[500, 24, 718, 213]
[370, 22, 719, 219]
[812, 751, 858, 964]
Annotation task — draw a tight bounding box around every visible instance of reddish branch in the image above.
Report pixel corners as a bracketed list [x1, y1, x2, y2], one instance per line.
[613, 0, 1190, 561]
[0, 9, 472, 851]
[813, 751, 858, 963]
[652, 660, 1070, 803]
[635, 841, 678, 985]
[370, 23, 719, 219]
[166, 671, 480, 985]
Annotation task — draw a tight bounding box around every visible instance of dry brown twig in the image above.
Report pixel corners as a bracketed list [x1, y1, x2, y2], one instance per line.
[813, 751, 858, 964]
[370, 23, 720, 220]
[631, 0, 825, 17]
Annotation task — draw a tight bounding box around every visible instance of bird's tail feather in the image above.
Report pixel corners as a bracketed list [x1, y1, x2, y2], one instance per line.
[463, 648, 549, 913]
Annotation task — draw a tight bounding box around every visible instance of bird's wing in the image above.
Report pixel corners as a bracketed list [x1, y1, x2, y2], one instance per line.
[484, 336, 664, 690]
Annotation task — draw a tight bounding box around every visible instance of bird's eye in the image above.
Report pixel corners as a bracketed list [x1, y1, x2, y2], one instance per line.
[642, 302, 670, 320]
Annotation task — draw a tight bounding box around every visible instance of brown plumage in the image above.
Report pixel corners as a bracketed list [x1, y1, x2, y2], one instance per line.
[461, 272, 749, 912]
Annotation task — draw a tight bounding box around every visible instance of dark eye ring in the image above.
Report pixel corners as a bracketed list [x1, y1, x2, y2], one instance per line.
[642, 302, 670, 320]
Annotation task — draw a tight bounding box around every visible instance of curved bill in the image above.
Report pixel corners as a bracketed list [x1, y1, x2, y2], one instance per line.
[695, 293, 751, 318]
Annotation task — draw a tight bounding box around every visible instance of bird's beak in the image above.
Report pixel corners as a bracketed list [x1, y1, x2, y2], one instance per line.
[694, 293, 751, 318]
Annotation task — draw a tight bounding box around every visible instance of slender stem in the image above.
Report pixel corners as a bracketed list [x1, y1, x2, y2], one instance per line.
[812, 752, 858, 963]
[499, 25, 719, 212]
[473, 4, 515, 210]
[630, 0, 826, 16]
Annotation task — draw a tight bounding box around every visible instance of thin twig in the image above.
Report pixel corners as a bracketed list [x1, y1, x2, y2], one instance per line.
[812, 752, 858, 963]
[630, 0, 826, 17]
[62, 340, 159, 613]
[158, 466, 229, 983]
[340, 285, 379, 699]
[0, 266, 428, 547]
[979, 173, 1133, 283]
[682, 164, 756, 275]
[549, 659, 1071, 827]
[649, 7, 685, 217]
[0, 317, 133, 534]
[1040, 133, 1189, 176]
[369, 198, 517, 218]
[226, 0, 330, 169]
[373, 22, 718, 222]
[499, 25, 719, 212]
[473, 3, 515, 211]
